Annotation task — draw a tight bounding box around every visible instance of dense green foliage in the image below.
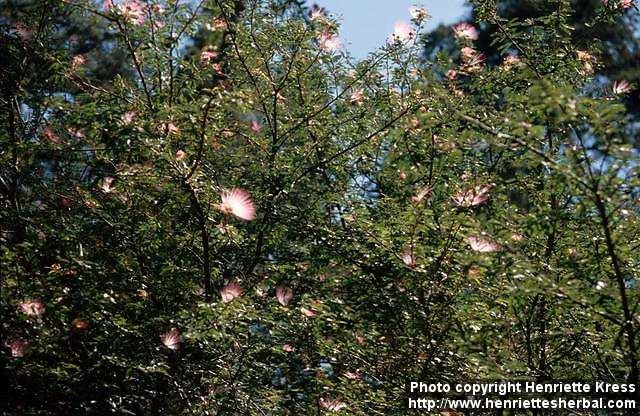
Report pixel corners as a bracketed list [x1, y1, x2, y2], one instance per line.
[1, 0, 639, 414]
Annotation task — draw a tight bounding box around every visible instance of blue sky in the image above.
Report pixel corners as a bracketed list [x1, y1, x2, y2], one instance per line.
[316, 0, 469, 58]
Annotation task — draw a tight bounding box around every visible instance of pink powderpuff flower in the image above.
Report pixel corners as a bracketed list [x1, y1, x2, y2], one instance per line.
[282, 344, 295, 352]
[389, 21, 415, 44]
[161, 328, 181, 350]
[9, 340, 29, 357]
[20, 299, 45, 317]
[217, 188, 256, 221]
[502, 54, 521, 69]
[220, 283, 243, 303]
[460, 46, 478, 62]
[250, 119, 262, 133]
[604, 0, 635, 9]
[71, 55, 86, 69]
[200, 50, 219, 65]
[453, 185, 491, 207]
[275, 286, 294, 306]
[409, 6, 429, 22]
[453, 22, 478, 41]
[101, 176, 115, 193]
[612, 80, 631, 94]
[401, 250, 417, 268]
[468, 235, 500, 253]
[300, 306, 317, 317]
[411, 186, 432, 203]
[310, 7, 327, 22]
[122, 110, 137, 125]
[349, 89, 365, 105]
[319, 397, 347, 411]
[463, 52, 486, 71]
[103, 0, 114, 11]
[446, 69, 458, 80]
[175, 150, 186, 161]
[318, 31, 342, 52]
[158, 122, 179, 135]
[118, 1, 147, 26]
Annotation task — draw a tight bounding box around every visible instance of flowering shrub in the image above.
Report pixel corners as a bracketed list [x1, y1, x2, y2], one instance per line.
[1, 0, 639, 414]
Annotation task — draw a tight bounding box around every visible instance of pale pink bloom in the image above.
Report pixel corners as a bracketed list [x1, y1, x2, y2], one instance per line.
[355, 334, 365, 345]
[122, 110, 137, 125]
[118, 1, 147, 26]
[161, 328, 181, 350]
[310, 8, 327, 22]
[71, 55, 86, 69]
[158, 122, 179, 135]
[446, 69, 458, 80]
[409, 6, 429, 21]
[220, 283, 243, 303]
[453, 185, 491, 207]
[453, 22, 478, 41]
[460, 46, 478, 62]
[282, 344, 295, 352]
[577, 50, 596, 74]
[612, 80, 631, 94]
[9, 340, 29, 357]
[217, 188, 256, 221]
[604, 0, 634, 9]
[250, 119, 262, 133]
[101, 176, 115, 193]
[318, 31, 342, 52]
[401, 250, 417, 268]
[349, 89, 365, 105]
[20, 299, 45, 317]
[411, 186, 432, 203]
[502, 54, 521, 69]
[319, 397, 347, 411]
[464, 53, 486, 71]
[300, 306, 316, 317]
[468, 235, 500, 253]
[200, 50, 219, 65]
[175, 150, 186, 161]
[343, 370, 361, 380]
[69, 128, 86, 140]
[103, 0, 114, 11]
[275, 286, 294, 306]
[390, 21, 415, 44]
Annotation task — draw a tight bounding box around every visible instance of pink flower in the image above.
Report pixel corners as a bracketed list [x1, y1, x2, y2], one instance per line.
[409, 6, 429, 21]
[300, 306, 316, 317]
[275, 286, 294, 306]
[20, 299, 45, 317]
[612, 80, 631, 94]
[502, 54, 521, 69]
[319, 397, 347, 411]
[411, 186, 432, 203]
[159, 122, 179, 135]
[468, 235, 500, 253]
[175, 150, 186, 161]
[161, 328, 181, 350]
[453, 23, 478, 41]
[71, 55, 86, 69]
[282, 344, 295, 352]
[349, 89, 365, 105]
[122, 110, 137, 125]
[250, 119, 262, 133]
[401, 250, 417, 268]
[9, 340, 29, 357]
[604, 0, 635, 9]
[118, 1, 147, 26]
[217, 188, 256, 221]
[343, 370, 361, 380]
[390, 21, 415, 44]
[446, 69, 458, 80]
[453, 185, 491, 207]
[318, 31, 342, 52]
[310, 7, 327, 22]
[220, 283, 243, 303]
[101, 176, 115, 193]
[103, 0, 114, 11]
[460, 46, 478, 61]
[200, 50, 219, 65]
